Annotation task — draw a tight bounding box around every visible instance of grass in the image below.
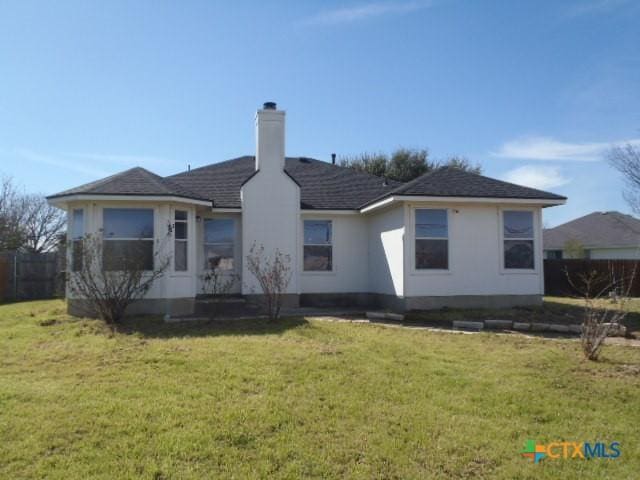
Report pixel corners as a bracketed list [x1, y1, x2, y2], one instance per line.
[1, 300, 639, 479]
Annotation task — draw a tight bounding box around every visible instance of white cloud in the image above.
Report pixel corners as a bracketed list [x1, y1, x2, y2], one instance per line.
[300, 1, 432, 26]
[66, 152, 180, 168]
[491, 136, 640, 162]
[502, 165, 570, 190]
[8, 148, 179, 178]
[13, 148, 111, 177]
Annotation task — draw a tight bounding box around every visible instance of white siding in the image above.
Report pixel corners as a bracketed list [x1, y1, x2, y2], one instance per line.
[299, 213, 369, 293]
[240, 171, 300, 295]
[587, 248, 640, 260]
[367, 205, 405, 296]
[404, 203, 544, 297]
[66, 200, 198, 302]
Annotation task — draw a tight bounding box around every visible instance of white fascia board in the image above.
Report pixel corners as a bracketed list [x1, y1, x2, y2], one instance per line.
[300, 209, 359, 215]
[360, 195, 566, 213]
[47, 194, 212, 208]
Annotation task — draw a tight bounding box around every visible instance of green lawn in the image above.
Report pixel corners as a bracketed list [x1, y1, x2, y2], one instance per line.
[1, 300, 639, 479]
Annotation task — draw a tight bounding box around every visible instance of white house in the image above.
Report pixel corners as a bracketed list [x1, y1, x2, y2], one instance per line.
[47, 102, 566, 316]
[544, 211, 640, 260]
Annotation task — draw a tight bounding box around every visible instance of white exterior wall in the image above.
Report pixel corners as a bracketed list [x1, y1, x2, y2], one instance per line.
[240, 107, 301, 295]
[66, 200, 198, 303]
[367, 205, 405, 296]
[545, 247, 640, 260]
[299, 213, 369, 293]
[589, 247, 640, 259]
[403, 203, 544, 297]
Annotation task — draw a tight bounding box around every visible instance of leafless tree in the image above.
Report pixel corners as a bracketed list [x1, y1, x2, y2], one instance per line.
[608, 143, 640, 214]
[0, 177, 65, 252]
[67, 233, 170, 325]
[21, 194, 66, 253]
[566, 262, 635, 360]
[0, 176, 26, 251]
[245, 243, 292, 321]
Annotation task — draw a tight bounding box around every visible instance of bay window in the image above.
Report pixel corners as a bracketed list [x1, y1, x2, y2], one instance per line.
[304, 220, 332, 271]
[102, 208, 154, 271]
[174, 210, 188, 271]
[204, 218, 235, 270]
[503, 210, 534, 269]
[415, 209, 448, 269]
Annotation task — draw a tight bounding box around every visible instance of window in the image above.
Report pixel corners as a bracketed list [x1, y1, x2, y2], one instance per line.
[204, 218, 235, 270]
[503, 210, 534, 269]
[547, 250, 563, 260]
[102, 208, 154, 271]
[71, 209, 84, 272]
[415, 209, 448, 269]
[304, 220, 332, 271]
[174, 210, 188, 271]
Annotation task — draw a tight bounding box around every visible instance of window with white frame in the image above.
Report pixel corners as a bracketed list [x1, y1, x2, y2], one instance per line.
[415, 209, 448, 269]
[503, 210, 534, 269]
[204, 218, 235, 270]
[71, 208, 84, 272]
[174, 210, 188, 271]
[303, 220, 332, 271]
[102, 208, 154, 271]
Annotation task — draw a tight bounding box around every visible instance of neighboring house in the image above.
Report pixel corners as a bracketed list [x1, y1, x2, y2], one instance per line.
[544, 211, 640, 260]
[47, 102, 566, 316]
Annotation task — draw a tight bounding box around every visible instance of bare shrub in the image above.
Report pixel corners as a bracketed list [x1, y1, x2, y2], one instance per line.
[566, 262, 635, 361]
[200, 268, 239, 318]
[67, 233, 169, 325]
[245, 243, 292, 321]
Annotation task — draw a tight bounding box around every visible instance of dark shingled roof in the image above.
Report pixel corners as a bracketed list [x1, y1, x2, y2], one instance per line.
[544, 211, 640, 249]
[47, 167, 209, 202]
[48, 158, 566, 210]
[361, 167, 566, 207]
[166, 156, 402, 209]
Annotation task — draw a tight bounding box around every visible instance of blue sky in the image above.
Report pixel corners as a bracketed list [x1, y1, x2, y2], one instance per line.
[1, 0, 639, 227]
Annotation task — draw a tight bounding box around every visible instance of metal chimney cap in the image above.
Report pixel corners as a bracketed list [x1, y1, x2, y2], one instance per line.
[263, 102, 277, 110]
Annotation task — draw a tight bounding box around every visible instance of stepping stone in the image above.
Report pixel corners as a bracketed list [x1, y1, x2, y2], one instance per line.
[548, 324, 570, 333]
[385, 312, 405, 321]
[484, 319, 513, 329]
[453, 320, 483, 331]
[531, 323, 551, 332]
[366, 311, 387, 320]
[513, 322, 530, 331]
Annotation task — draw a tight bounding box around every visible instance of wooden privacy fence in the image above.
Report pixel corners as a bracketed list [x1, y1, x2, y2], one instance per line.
[544, 259, 640, 297]
[0, 252, 64, 301]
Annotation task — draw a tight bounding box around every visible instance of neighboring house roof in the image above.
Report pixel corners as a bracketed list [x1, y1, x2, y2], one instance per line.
[47, 167, 209, 202]
[361, 167, 567, 208]
[543, 211, 640, 250]
[47, 157, 565, 210]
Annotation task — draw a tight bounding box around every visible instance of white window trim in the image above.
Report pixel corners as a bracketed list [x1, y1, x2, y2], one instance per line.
[411, 207, 451, 275]
[499, 207, 539, 275]
[302, 219, 334, 274]
[173, 208, 189, 274]
[203, 217, 237, 273]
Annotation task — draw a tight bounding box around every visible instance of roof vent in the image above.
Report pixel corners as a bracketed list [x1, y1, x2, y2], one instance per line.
[331, 153, 336, 165]
[263, 102, 277, 110]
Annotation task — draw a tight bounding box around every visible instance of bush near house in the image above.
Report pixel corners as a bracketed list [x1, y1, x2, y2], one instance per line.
[1, 300, 639, 479]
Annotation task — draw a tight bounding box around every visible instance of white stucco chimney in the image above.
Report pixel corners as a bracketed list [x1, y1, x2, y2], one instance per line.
[255, 101, 285, 172]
